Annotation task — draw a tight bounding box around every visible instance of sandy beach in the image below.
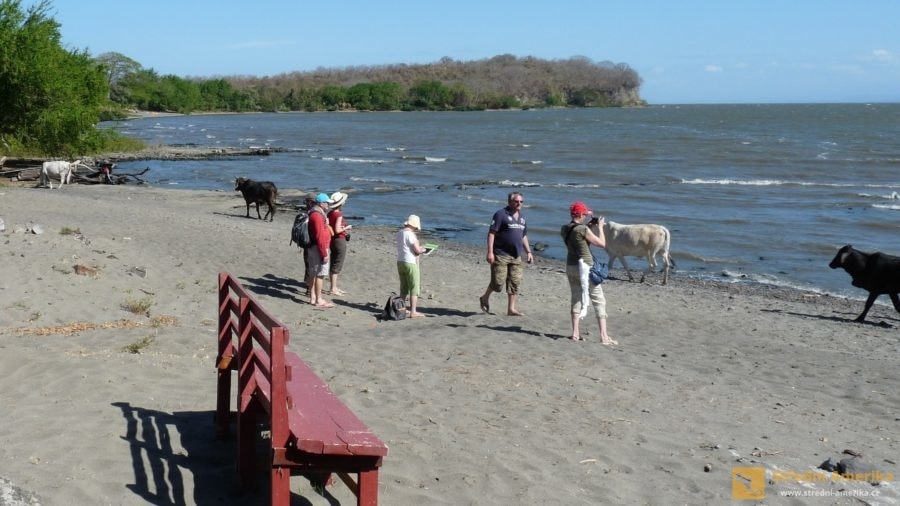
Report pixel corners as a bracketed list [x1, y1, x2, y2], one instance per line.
[1, 184, 897, 505]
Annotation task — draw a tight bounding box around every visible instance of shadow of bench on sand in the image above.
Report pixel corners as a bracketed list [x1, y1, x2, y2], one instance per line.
[113, 402, 334, 506]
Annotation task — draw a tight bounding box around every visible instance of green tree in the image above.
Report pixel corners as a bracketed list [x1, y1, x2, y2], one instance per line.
[0, 0, 110, 155]
[346, 83, 373, 110]
[319, 85, 346, 110]
[118, 68, 160, 110]
[408, 80, 452, 109]
[198, 78, 233, 110]
[369, 82, 403, 110]
[94, 51, 141, 101]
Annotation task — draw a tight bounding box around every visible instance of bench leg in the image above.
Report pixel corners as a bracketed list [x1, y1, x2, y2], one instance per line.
[215, 368, 231, 438]
[357, 470, 379, 506]
[271, 466, 291, 506]
[236, 406, 256, 489]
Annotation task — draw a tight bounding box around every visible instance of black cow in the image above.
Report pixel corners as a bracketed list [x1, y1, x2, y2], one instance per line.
[829, 244, 900, 323]
[234, 177, 277, 221]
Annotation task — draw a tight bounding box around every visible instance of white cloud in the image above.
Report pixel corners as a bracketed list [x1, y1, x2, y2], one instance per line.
[870, 49, 895, 62]
[705, 64, 723, 73]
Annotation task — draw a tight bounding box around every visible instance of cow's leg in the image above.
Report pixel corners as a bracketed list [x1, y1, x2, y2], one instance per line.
[661, 256, 670, 285]
[642, 253, 658, 283]
[245, 203, 251, 218]
[889, 293, 900, 314]
[255, 202, 262, 219]
[619, 256, 636, 282]
[855, 293, 879, 323]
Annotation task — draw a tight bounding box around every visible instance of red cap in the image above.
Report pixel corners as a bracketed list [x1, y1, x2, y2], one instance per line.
[569, 201, 591, 216]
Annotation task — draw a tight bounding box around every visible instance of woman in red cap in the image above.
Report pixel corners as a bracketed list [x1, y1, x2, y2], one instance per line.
[561, 201, 617, 344]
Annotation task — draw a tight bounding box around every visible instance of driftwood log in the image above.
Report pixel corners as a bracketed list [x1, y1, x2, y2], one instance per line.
[73, 167, 150, 185]
[2, 165, 150, 185]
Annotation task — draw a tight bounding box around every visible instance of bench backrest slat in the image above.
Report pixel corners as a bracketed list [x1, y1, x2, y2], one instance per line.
[270, 326, 290, 446]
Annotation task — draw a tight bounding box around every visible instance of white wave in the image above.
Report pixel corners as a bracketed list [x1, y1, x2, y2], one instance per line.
[552, 183, 600, 189]
[206, 134, 216, 139]
[349, 176, 385, 183]
[681, 178, 864, 188]
[401, 155, 446, 162]
[321, 156, 386, 164]
[861, 183, 900, 189]
[498, 179, 540, 187]
[682, 178, 785, 186]
[859, 191, 900, 200]
[872, 204, 900, 211]
[510, 160, 543, 165]
[508, 143, 531, 148]
[385, 147, 407, 152]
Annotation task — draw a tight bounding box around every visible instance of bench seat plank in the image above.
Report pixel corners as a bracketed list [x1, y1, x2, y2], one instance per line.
[284, 353, 388, 457]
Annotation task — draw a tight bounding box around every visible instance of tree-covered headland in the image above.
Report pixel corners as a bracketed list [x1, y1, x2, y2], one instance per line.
[0, 0, 644, 157]
[106, 54, 644, 114]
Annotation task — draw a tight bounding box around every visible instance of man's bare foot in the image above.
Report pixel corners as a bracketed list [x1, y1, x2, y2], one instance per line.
[408, 311, 424, 318]
[600, 338, 618, 345]
[508, 310, 525, 316]
[570, 335, 584, 341]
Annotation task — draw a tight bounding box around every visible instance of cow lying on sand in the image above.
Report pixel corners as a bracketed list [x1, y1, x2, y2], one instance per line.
[39, 160, 81, 189]
[595, 220, 674, 285]
[829, 244, 900, 323]
[234, 177, 278, 221]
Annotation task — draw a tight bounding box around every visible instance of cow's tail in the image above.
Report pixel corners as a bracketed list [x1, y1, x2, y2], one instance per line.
[663, 226, 676, 269]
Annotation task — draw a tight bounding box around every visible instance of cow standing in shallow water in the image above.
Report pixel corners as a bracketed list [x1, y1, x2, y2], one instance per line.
[829, 244, 900, 323]
[39, 160, 81, 189]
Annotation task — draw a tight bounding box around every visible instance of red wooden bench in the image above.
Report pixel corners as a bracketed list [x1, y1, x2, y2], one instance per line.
[215, 272, 388, 505]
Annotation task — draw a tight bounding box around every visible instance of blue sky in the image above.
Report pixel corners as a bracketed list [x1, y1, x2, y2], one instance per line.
[42, 0, 900, 104]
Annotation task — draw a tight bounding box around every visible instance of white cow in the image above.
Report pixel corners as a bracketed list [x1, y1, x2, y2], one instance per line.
[39, 160, 81, 189]
[599, 220, 674, 285]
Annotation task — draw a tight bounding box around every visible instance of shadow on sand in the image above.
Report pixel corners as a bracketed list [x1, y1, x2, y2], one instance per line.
[113, 402, 337, 505]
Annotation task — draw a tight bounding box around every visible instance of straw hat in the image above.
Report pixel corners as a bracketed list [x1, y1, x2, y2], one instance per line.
[404, 214, 421, 231]
[329, 191, 348, 208]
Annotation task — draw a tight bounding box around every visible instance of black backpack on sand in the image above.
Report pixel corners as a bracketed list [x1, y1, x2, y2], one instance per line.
[380, 293, 407, 321]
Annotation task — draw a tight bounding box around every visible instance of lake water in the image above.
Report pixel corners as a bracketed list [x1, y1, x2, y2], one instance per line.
[104, 104, 900, 297]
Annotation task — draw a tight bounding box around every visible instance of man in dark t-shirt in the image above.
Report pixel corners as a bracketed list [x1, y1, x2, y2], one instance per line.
[478, 191, 534, 316]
